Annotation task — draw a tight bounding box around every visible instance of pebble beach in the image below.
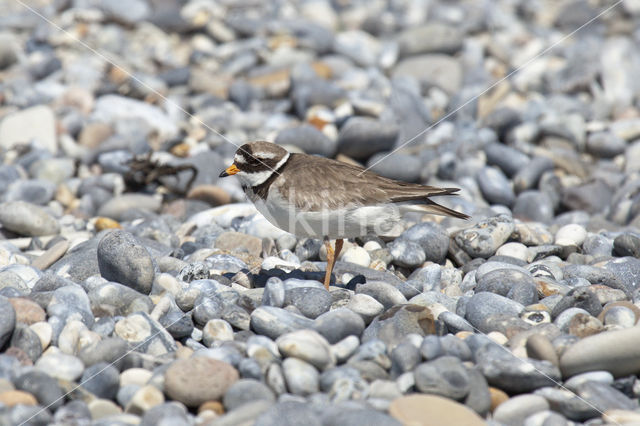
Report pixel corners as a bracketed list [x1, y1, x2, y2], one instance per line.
[1, 0, 640, 425]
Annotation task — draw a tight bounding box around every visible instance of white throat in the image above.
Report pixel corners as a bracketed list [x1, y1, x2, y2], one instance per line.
[238, 152, 290, 187]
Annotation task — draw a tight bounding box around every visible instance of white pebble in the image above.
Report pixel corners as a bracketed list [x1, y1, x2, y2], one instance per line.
[555, 224, 587, 246]
[340, 246, 371, 267]
[496, 242, 528, 261]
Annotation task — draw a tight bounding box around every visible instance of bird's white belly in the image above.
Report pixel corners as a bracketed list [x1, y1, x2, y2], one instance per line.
[251, 192, 403, 238]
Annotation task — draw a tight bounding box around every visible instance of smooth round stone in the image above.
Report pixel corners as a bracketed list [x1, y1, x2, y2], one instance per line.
[564, 371, 614, 391]
[250, 307, 315, 340]
[275, 124, 337, 157]
[282, 358, 319, 396]
[613, 233, 640, 258]
[555, 224, 587, 247]
[560, 326, 640, 377]
[464, 292, 525, 333]
[586, 131, 626, 158]
[337, 117, 399, 161]
[476, 166, 515, 206]
[313, 308, 365, 344]
[484, 143, 530, 177]
[388, 239, 426, 268]
[389, 394, 485, 426]
[14, 370, 64, 411]
[222, 379, 276, 411]
[601, 306, 637, 328]
[414, 356, 470, 400]
[284, 287, 332, 319]
[97, 230, 154, 294]
[88, 398, 122, 420]
[164, 358, 239, 407]
[355, 281, 407, 310]
[390, 342, 420, 375]
[526, 333, 559, 367]
[493, 394, 550, 425]
[366, 152, 423, 183]
[81, 362, 120, 400]
[237, 358, 263, 382]
[120, 368, 153, 388]
[512, 191, 555, 224]
[475, 268, 534, 297]
[5, 179, 56, 205]
[454, 215, 515, 259]
[276, 329, 335, 370]
[340, 246, 371, 268]
[331, 335, 360, 363]
[495, 242, 528, 262]
[192, 295, 224, 326]
[399, 222, 450, 264]
[35, 351, 85, 381]
[0, 201, 60, 236]
[346, 294, 384, 324]
[475, 344, 561, 393]
[203, 319, 234, 346]
[0, 296, 16, 349]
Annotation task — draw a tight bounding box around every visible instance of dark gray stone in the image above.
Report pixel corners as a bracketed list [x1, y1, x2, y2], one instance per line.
[313, 308, 365, 344]
[81, 362, 120, 399]
[97, 230, 155, 294]
[414, 356, 471, 400]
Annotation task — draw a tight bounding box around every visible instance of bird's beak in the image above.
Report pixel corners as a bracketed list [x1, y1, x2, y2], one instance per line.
[219, 164, 239, 177]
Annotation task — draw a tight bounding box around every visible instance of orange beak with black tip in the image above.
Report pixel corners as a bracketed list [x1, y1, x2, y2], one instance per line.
[219, 164, 239, 178]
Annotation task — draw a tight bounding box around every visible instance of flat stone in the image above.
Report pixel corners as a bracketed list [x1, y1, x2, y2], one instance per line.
[389, 394, 485, 426]
[0, 201, 60, 236]
[164, 357, 238, 407]
[0, 105, 57, 152]
[560, 326, 640, 377]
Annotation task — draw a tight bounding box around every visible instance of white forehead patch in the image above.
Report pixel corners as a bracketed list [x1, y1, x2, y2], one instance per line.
[234, 154, 246, 164]
[253, 151, 278, 159]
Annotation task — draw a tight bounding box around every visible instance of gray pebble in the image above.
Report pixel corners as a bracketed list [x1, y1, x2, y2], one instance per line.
[250, 306, 314, 340]
[337, 117, 399, 161]
[285, 287, 332, 319]
[313, 308, 365, 344]
[0, 201, 60, 236]
[476, 166, 515, 206]
[81, 362, 120, 400]
[97, 230, 155, 294]
[276, 124, 337, 157]
[223, 379, 276, 411]
[414, 356, 470, 400]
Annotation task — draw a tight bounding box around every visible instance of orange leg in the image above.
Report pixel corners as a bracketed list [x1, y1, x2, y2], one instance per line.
[323, 238, 343, 290]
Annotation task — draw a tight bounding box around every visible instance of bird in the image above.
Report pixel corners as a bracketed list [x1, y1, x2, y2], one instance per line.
[219, 141, 469, 290]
